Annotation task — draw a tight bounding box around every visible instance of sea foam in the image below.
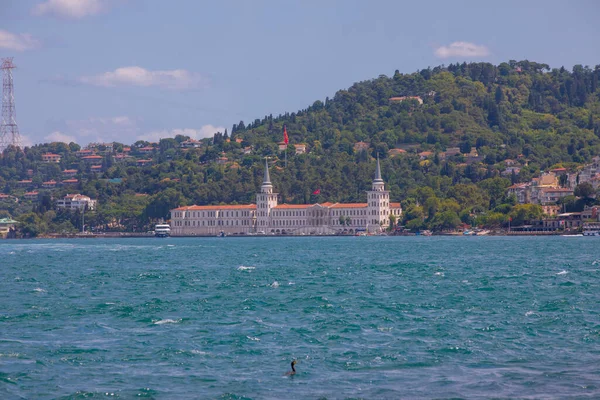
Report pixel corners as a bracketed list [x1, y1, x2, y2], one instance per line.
[154, 319, 181, 325]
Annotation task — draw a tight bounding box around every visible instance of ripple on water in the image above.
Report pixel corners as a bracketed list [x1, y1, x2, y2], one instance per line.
[1, 236, 600, 399]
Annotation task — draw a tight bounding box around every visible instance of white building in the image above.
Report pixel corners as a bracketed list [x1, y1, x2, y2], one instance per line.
[56, 194, 97, 211]
[170, 158, 402, 236]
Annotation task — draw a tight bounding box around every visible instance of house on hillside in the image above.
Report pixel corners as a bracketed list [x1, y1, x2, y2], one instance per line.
[42, 180, 57, 189]
[61, 179, 79, 187]
[82, 155, 103, 165]
[62, 169, 78, 178]
[388, 148, 407, 158]
[353, 141, 370, 153]
[389, 96, 423, 104]
[24, 191, 39, 201]
[42, 153, 61, 163]
[56, 193, 97, 211]
[180, 139, 202, 148]
[294, 144, 307, 155]
[138, 146, 155, 154]
[418, 151, 433, 160]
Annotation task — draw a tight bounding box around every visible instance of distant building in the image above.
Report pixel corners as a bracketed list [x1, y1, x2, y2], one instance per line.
[418, 151, 433, 160]
[17, 179, 33, 187]
[56, 193, 97, 211]
[138, 146, 155, 154]
[61, 179, 79, 186]
[501, 167, 521, 177]
[278, 142, 288, 151]
[542, 205, 561, 216]
[76, 149, 95, 158]
[0, 218, 18, 238]
[180, 139, 202, 148]
[42, 153, 61, 163]
[62, 169, 78, 177]
[114, 153, 132, 162]
[42, 180, 57, 189]
[0, 194, 17, 202]
[90, 165, 103, 173]
[539, 187, 573, 204]
[294, 144, 307, 155]
[136, 159, 153, 167]
[443, 147, 461, 158]
[389, 96, 423, 105]
[388, 148, 407, 157]
[170, 158, 401, 236]
[507, 183, 530, 204]
[216, 156, 229, 165]
[353, 141, 370, 153]
[24, 191, 39, 201]
[82, 155, 103, 165]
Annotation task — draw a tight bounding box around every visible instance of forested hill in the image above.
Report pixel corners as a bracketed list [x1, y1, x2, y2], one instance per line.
[2, 60, 600, 234]
[236, 60, 600, 168]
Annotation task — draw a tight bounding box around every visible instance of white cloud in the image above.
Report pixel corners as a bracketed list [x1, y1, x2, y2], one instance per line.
[434, 41, 490, 59]
[33, 0, 109, 19]
[138, 126, 225, 142]
[80, 66, 208, 90]
[64, 116, 139, 143]
[0, 30, 40, 52]
[45, 131, 77, 144]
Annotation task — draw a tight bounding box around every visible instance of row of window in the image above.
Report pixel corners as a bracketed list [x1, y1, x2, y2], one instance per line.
[174, 219, 252, 227]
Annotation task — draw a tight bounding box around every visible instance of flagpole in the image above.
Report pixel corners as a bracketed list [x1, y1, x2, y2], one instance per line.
[285, 147, 287, 168]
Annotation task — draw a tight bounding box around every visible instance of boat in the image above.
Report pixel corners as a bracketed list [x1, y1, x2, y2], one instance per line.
[218, 231, 226, 237]
[154, 224, 170, 237]
[582, 223, 600, 236]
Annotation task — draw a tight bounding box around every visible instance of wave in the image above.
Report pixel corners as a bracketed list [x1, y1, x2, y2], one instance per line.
[237, 266, 255, 271]
[153, 319, 181, 325]
[556, 270, 568, 275]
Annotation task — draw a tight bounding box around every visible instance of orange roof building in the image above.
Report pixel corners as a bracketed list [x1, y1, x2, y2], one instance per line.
[170, 158, 402, 236]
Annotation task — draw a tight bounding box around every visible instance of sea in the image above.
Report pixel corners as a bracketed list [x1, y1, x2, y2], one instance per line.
[0, 236, 599, 399]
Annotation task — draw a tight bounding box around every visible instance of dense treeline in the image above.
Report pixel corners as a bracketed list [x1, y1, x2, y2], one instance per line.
[1, 60, 600, 235]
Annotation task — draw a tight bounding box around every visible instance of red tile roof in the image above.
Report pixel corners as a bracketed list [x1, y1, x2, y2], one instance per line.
[274, 204, 312, 209]
[330, 203, 368, 208]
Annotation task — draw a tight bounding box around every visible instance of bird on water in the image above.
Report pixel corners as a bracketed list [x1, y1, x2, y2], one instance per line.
[285, 360, 297, 376]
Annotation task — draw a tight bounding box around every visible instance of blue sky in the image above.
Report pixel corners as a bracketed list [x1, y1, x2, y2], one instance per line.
[1, 0, 598, 146]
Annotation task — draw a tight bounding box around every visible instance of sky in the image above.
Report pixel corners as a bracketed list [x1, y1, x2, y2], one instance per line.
[0, 0, 599, 146]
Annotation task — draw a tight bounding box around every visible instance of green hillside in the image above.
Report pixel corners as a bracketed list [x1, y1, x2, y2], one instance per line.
[1, 60, 600, 235]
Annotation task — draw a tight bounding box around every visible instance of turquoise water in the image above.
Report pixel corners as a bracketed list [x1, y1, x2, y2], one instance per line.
[1, 236, 599, 399]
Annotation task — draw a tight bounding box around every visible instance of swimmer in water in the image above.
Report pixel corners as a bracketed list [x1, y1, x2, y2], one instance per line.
[285, 360, 297, 376]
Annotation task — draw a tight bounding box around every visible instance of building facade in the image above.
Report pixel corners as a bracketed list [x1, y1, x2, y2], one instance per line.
[56, 193, 97, 211]
[170, 158, 402, 236]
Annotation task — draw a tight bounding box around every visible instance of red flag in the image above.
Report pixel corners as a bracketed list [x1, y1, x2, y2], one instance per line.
[312, 189, 320, 195]
[283, 125, 289, 145]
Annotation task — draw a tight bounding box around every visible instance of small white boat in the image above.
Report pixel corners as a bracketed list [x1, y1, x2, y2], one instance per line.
[155, 224, 170, 237]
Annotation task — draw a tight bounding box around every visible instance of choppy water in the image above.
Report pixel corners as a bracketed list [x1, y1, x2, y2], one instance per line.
[1, 236, 599, 399]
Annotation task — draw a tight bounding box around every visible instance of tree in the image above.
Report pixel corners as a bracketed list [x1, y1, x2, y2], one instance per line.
[509, 204, 543, 226]
[388, 214, 397, 230]
[430, 211, 461, 230]
[574, 182, 594, 198]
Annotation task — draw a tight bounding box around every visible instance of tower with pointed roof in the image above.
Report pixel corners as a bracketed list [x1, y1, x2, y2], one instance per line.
[256, 158, 278, 230]
[366, 155, 390, 232]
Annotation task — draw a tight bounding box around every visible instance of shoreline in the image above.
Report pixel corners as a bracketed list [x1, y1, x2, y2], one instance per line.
[3, 231, 583, 239]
